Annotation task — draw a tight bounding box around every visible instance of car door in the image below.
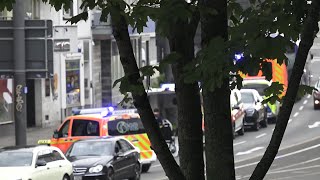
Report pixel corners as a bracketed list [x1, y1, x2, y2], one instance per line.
[112, 141, 129, 179]
[51, 149, 71, 179]
[119, 139, 137, 177]
[51, 119, 72, 153]
[32, 150, 58, 180]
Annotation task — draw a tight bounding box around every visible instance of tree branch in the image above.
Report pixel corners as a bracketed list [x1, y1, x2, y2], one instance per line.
[188, 9, 200, 38]
[111, 12, 185, 180]
[249, 1, 320, 179]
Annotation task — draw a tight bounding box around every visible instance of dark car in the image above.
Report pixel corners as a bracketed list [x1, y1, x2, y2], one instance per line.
[240, 89, 267, 131]
[66, 137, 141, 180]
[313, 79, 320, 109]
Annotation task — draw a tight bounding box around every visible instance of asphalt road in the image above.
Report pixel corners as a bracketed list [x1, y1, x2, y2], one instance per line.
[141, 59, 320, 180]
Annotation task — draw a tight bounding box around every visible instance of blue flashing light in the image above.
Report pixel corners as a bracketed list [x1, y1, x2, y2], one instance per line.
[101, 110, 110, 117]
[235, 53, 244, 61]
[108, 106, 115, 112]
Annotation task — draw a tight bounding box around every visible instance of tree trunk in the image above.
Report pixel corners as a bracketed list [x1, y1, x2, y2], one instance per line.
[250, 1, 320, 179]
[169, 20, 205, 180]
[111, 13, 185, 180]
[200, 0, 236, 179]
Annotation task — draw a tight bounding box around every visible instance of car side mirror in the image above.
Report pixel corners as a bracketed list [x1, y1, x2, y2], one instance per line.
[36, 159, 47, 167]
[53, 130, 60, 139]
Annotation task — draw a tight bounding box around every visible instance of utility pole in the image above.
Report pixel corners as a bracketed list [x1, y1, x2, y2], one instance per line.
[13, 0, 27, 146]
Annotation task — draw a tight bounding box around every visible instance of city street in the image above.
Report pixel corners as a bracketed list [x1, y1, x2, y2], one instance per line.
[141, 59, 320, 180]
[0, 60, 319, 180]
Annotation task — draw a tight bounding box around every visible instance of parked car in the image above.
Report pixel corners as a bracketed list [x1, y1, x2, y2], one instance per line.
[0, 145, 73, 180]
[230, 89, 246, 138]
[240, 89, 267, 130]
[66, 136, 141, 180]
[313, 79, 320, 109]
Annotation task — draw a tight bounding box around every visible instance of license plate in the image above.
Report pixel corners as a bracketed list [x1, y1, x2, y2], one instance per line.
[74, 176, 82, 180]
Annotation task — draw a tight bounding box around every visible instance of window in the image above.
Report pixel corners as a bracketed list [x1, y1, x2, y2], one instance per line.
[51, 150, 64, 161]
[0, 8, 13, 20]
[63, 1, 74, 20]
[45, 78, 50, 97]
[59, 120, 70, 138]
[108, 118, 146, 136]
[119, 139, 134, 152]
[71, 120, 100, 136]
[241, 92, 255, 104]
[25, 0, 40, 19]
[83, 40, 90, 61]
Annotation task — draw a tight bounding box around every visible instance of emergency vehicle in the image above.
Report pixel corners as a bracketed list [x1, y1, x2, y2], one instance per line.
[239, 58, 288, 123]
[38, 107, 157, 172]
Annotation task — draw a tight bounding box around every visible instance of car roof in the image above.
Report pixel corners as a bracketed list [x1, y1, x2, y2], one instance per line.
[240, 89, 259, 94]
[242, 79, 270, 85]
[0, 145, 57, 153]
[74, 136, 125, 143]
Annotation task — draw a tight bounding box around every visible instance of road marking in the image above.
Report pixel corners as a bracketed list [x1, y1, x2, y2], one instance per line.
[275, 143, 320, 160]
[288, 119, 293, 124]
[308, 121, 320, 128]
[233, 141, 246, 146]
[307, 94, 311, 98]
[236, 143, 320, 169]
[299, 106, 304, 111]
[236, 147, 264, 156]
[256, 133, 267, 139]
[268, 171, 320, 180]
[303, 100, 308, 105]
[269, 165, 320, 174]
[273, 157, 320, 171]
[293, 112, 299, 117]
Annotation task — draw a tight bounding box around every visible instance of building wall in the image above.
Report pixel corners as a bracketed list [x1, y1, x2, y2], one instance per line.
[101, 40, 112, 106]
[92, 41, 102, 107]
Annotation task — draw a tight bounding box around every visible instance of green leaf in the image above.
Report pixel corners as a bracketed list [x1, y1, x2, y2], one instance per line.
[140, 66, 156, 77]
[159, 52, 182, 70]
[68, 12, 88, 24]
[264, 82, 284, 98]
[297, 85, 316, 98]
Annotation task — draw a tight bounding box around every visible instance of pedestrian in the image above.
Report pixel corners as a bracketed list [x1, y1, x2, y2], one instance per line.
[153, 108, 163, 126]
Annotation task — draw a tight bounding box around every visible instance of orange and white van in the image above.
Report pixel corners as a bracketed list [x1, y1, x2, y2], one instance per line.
[39, 108, 157, 172]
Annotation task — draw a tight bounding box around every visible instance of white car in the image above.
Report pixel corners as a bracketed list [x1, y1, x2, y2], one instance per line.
[0, 145, 73, 180]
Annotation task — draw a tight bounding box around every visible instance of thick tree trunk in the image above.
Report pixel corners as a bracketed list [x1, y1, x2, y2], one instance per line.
[200, 0, 236, 179]
[169, 21, 205, 180]
[250, 1, 320, 179]
[111, 14, 185, 180]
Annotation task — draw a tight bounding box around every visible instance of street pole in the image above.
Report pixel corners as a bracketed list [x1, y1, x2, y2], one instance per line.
[13, 0, 27, 146]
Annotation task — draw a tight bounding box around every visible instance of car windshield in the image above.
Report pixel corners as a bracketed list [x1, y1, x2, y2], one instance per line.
[242, 84, 269, 96]
[241, 92, 255, 104]
[0, 151, 33, 167]
[69, 141, 114, 157]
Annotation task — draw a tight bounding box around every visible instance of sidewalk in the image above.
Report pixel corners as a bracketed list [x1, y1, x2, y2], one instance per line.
[0, 126, 57, 148]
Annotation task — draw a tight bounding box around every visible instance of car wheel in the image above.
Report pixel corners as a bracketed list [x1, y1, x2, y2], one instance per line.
[232, 123, 236, 139]
[141, 163, 152, 173]
[62, 175, 69, 180]
[252, 120, 260, 131]
[106, 168, 115, 180]
[237, 122, 245, 136]
[129, 163, 141, 180]
[260, 113, 268, 128]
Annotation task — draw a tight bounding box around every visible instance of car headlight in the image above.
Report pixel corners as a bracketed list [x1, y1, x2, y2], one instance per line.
[89, 164, 103, 173]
